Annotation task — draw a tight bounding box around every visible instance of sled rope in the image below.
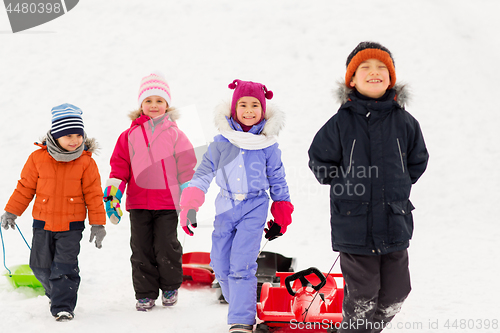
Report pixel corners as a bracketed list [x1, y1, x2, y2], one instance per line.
[302, 253, 341, 322]
[0, 227, 12, 275]
[0, 224, 32, 276]
[17, 225, 31, 251]
[258, 240, 269, 257]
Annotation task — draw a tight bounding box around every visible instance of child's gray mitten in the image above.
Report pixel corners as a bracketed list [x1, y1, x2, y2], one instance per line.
[1, 212, 17, 230]
[89, 225, 106, 249]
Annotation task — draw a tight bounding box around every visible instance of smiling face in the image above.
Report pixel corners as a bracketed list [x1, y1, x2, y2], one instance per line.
[350, 58, 391, 98]
[141, 95, 168, 118]
[57, 134, 84, 151]
[235, 96, 262, 127]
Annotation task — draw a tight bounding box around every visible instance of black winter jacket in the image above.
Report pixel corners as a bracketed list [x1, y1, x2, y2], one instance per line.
[308, 85, 428, 255]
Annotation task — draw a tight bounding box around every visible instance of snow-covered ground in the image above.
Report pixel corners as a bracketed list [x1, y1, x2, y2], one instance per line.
[1, 1, 499, 332]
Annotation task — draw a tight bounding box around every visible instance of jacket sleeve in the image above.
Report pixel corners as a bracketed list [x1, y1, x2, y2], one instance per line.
[83, 157, 106, 225]
[4, 152, 38, 216]
[407, 117, 429, 184]
[174, 129, 197, 185]
[109, 130, 131, 183]
[308, 115, 342, 185]
[265, 143, 291, 202]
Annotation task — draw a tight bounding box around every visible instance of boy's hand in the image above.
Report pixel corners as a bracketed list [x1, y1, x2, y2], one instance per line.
[1, 212, 17, 230]
[89, 225, 106, 249]
[103, 178, 126, 225]
[180, 209, 197, 236]
[264, 220, 283, 240]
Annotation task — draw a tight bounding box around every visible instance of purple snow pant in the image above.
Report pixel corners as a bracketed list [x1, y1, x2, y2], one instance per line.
[210, 193, 269, 325]
[338, 250, 411, 333]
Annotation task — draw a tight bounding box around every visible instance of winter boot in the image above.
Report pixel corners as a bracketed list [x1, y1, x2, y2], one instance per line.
[136, 298, 156, 311]
[54, 311, 74, 321]
[229, 323, 253, 333]
[162, 289, 178, 306]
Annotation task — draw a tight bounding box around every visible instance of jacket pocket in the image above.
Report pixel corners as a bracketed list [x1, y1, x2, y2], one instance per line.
[387, 200, 415, 243]
[331, 200, 369, 246]
[33, 194, 50, 217]
[396, 138, 406, 173]
[68, 196, 86, 218]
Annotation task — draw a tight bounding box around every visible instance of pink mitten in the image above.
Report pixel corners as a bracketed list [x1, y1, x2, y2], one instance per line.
[270, 201, 294, 234]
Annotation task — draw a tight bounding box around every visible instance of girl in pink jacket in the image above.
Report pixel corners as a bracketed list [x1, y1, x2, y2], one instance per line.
[104, 72, 196, 311]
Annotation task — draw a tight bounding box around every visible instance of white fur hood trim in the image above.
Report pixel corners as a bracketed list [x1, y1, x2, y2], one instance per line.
[334, 80, 411, 108]
[128, 107, 180, 122]
[214, 101, 285, 137]
[41, 135, 100, 154]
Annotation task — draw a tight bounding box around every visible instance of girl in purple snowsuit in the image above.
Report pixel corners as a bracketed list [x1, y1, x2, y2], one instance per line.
[179, 80, 294, 333]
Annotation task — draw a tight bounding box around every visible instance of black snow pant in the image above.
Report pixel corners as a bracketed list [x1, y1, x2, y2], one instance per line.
[29, 228, 82, 317]
[338, 249, 411, 333]
[129, 209, 183, 300]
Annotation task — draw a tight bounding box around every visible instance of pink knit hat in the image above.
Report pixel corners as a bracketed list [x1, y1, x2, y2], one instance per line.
[138, 71, 171, 107]
[228, 79, 273, 119]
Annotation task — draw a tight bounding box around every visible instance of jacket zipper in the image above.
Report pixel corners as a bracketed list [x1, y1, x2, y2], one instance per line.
[347, 139, 356, 175]
[396, 138, 405, 173]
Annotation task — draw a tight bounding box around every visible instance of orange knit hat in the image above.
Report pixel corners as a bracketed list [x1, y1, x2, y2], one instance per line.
[345, 42, 396, 89]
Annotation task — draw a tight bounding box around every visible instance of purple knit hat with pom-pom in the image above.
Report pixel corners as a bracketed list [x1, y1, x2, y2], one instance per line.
[228, 79, 273, 119]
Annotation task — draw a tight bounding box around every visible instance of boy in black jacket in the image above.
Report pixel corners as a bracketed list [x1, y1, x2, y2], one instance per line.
[308, 41, 429, 333]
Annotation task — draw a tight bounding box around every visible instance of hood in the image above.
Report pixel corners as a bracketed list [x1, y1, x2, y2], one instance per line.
[128, 107, 180, 122]
[214, 100, 285, 136]
[38, 135, 100, 154]
[334, 80, 410, 108]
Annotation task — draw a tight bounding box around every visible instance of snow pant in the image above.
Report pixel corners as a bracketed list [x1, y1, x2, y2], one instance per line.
[338, 250, 411, 333]
[129, 209, 183, 300]
[29, 228, 82, 317]
[210, 193, 269, 325]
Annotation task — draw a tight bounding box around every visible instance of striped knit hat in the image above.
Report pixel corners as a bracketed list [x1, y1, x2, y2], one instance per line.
[138, 71, 171, 107]
[50, 103, 84, 139]
[345, 41, 396, 89]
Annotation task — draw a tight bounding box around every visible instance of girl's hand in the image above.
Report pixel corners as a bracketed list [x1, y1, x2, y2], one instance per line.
[180, 209, 198, 236]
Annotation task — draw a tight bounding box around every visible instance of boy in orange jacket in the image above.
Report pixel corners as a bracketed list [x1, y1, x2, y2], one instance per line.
[1, 103, 106, 321]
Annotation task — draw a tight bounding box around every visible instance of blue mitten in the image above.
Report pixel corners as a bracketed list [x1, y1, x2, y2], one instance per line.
[103, 178, 126, 225]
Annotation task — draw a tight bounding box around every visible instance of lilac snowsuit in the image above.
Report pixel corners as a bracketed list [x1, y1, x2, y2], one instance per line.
[188, 108, 290, 325]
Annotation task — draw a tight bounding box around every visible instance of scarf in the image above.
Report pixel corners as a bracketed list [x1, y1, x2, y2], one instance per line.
[219, 130, 277, 150]
[46, 131, 85, 162]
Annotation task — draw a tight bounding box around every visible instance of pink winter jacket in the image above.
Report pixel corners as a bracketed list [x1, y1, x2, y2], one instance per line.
[109, 109, 196, 211]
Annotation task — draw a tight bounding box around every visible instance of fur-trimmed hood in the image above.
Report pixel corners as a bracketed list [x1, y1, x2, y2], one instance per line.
[214, 101, 285, 136]
[39, 135, 100, 154]
[334, 80, 410, 108]
[128, 107, 180, 122]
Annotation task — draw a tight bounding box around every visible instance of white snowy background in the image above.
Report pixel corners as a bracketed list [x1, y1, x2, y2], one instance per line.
[1, 1, 499, 332]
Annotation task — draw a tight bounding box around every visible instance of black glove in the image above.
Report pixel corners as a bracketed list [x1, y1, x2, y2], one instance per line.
[181, 209, 198, 236]
[264, 220, 283, 241]
[187, 209, 198, 228]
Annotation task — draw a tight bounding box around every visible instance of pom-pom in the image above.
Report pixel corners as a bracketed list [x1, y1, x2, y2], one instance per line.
[151, 70, 166, 79]
[265, 90, 273, 100]
[228, 79, 238, 90]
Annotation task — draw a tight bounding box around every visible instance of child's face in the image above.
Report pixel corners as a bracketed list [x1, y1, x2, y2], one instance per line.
[141, 95, 168, 118]
[350, 58, 391, 98]
[235, 96, 262, 127]
[57, 134, 83, 152]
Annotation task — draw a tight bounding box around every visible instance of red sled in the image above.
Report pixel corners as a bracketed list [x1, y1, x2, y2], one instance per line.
[256, 267, 344, 333]
[181, 252, 215, 287]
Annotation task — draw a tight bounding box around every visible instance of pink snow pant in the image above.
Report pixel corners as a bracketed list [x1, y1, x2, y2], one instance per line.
[210, 193, 269, 325]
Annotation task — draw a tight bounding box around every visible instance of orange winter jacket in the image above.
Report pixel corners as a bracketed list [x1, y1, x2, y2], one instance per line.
[5, 142, 106, 232]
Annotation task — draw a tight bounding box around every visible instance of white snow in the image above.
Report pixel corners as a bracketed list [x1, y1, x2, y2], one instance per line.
[1, 1, 499, 332]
